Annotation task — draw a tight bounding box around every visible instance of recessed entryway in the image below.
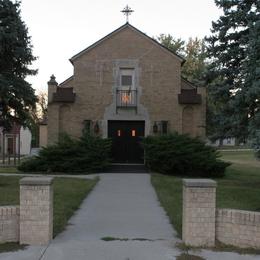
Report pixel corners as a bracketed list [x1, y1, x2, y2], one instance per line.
[108, 120, 145, 163]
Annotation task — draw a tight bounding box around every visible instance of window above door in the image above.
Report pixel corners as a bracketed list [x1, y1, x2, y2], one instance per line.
[120, 69, 135, 88]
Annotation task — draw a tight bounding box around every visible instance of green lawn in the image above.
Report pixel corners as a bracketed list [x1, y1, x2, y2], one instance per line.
[0, 176, 98, 251]
[151, 150, 260, 238]
[0, 167, 18, 173]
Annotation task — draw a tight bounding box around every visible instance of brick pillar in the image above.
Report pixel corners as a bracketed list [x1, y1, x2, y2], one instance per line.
[182, 179, 216, 247]
[20, 177, 53, 245]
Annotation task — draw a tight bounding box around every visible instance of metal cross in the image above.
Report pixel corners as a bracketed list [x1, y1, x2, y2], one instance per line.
[121, 5, 134, 23]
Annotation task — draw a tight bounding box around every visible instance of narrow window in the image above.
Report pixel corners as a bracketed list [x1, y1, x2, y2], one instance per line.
[121, 75, 132, 86]
[117, 130, 121, 137]
[131, 130, 136, 137]
[83, 120, 91, 134]
[161, 121, 168, 134]
[120, 69, 134, 87]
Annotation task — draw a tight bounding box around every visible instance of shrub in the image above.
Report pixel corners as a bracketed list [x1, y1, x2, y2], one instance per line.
[143, 133, 230, 177]
[18, 133, 111, 173]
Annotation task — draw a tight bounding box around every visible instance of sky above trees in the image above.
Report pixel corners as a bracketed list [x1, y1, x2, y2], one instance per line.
[20, 0, 222, 93]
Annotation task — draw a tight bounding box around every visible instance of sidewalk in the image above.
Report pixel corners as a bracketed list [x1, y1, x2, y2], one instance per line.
[0, 173, 259, 259]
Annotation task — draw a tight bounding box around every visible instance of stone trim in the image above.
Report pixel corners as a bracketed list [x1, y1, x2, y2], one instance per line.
[19, 177, 53, 186]
[183, 178, 217, 187]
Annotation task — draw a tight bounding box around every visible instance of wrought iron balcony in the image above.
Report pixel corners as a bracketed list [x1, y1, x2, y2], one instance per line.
[116, 89, 137, 109]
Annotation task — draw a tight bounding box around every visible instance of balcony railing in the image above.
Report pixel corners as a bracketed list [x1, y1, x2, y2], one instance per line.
[116, 89, 137, 110]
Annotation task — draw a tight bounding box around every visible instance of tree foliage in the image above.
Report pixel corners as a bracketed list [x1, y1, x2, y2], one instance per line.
[206, 0, 260, 142]
[0, 0, 37, 131]
[156, 34, 185, 55]
[157, 34, 208, 86]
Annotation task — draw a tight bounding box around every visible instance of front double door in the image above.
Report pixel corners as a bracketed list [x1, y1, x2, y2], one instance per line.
[108, 120, 145, 163]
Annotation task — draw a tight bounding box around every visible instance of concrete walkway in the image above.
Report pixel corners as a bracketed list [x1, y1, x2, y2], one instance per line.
[42, 173, 180, 260]
[0, 173, 259, 260]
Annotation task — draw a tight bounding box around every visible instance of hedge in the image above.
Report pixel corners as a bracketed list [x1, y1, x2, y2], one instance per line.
[143, 133, 230, 177]
[18, 133, 111, 173]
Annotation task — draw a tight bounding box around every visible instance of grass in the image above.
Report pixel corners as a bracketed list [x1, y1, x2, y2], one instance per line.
[151, 150, 260, 238]
[0, 176, 98, 252]
[0, 167, 18, 173]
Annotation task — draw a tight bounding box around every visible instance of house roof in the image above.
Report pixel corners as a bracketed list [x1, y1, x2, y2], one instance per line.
[0, 123, 21, 135]
[181, 77, 197, 90]
[70, 22, 185, 65]
[59, 76, 74, 87]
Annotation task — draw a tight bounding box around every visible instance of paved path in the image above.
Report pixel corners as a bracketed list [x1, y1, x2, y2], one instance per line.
[0, 173, 259, 260]
[42, 173, 180, 260]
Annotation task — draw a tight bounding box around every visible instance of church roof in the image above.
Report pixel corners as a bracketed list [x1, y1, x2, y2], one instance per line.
[70, 22, 185, 65]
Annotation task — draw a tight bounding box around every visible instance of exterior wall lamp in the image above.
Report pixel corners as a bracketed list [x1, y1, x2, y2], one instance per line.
[153, 122, 158, 134]
[94, 121, 99, 134]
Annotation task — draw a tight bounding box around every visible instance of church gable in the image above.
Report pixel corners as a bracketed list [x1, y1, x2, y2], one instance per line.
[70, 23, 185, 65]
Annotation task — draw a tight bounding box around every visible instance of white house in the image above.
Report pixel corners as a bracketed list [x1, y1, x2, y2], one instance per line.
[0, 124, 32, 156]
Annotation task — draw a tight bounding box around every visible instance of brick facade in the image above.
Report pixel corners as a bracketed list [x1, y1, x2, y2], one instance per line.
[0, 206, 19, 243]
[47, 23, 206, 144]
[182, 179, 217, 247]
[20, 177, 53, 245]
[216, 209, 260, 248]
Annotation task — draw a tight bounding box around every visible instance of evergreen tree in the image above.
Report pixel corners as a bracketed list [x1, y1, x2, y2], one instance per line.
[0, 0, 37, 131]
[244, 20, 260, 143]
[206, 0, 260, 142]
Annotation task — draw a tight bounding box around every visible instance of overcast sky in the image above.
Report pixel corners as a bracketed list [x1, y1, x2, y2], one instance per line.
[20, 0, 222, 93]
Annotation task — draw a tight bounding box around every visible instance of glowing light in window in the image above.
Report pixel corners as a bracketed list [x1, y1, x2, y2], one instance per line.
[132, 130, 136, 137]
[117, 130, 121, 137]
[121, 93, 132, 104]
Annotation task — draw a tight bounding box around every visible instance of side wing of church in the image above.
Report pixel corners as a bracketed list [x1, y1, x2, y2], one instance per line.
[47, 23, 206, 163]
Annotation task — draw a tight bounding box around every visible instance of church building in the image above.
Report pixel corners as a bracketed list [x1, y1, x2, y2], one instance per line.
[47, 22, 206, 164]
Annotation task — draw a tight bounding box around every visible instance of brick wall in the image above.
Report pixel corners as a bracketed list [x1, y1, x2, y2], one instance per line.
[182, 179, 216, 247]
[47, 25, 206, 144]
[216, 209, 260, 248]
[20, 177, 53, 245]
[0, 206, 19, 243]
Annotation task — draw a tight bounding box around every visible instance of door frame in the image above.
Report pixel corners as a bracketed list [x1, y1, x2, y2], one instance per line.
[108, 120, 145, 164]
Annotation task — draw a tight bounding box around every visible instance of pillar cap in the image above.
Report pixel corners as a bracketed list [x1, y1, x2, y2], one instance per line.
[183, 178, 217, 187]
[20, 177, 53, 186]
[48, 74, 58, 86]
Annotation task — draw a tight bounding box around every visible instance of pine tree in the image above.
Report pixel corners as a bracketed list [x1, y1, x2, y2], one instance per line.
[206, 0, 260, 142]
[244, 20, 260, 142]
[0, 0, 37, 131]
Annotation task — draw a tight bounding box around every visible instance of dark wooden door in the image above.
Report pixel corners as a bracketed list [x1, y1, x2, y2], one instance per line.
[108, 121, 145, 163]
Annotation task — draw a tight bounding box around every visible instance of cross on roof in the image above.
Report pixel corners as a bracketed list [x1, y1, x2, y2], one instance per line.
[121, 5, 134, 23]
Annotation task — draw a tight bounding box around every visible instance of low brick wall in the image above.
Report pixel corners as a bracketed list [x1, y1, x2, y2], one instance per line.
[182, 179, 217, 247]
[216, 209, 260, 248]
[0, 206, 19, 243]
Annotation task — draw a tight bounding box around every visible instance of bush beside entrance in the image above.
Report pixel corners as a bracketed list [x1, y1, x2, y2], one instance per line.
[18, 133, 111, 173]
[143, 133, 230, 177]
